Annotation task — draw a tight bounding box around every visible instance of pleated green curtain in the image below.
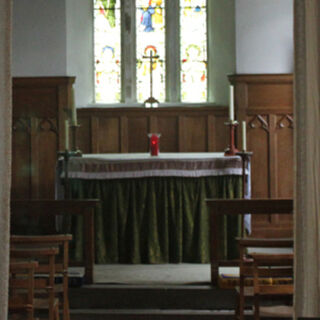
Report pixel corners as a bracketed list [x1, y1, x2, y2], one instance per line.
[69, 175, 242, 264]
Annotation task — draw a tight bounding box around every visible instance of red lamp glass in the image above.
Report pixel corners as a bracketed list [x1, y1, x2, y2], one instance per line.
[148, 133, 161, 156]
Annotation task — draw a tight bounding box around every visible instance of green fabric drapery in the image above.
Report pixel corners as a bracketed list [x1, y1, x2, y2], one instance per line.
[69, 175, 242, 264]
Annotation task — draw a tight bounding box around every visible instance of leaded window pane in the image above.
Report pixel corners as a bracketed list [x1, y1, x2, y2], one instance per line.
[136, 0, 165, 102]
[94, 0, 121, 103]
[180, 0, 207, 102]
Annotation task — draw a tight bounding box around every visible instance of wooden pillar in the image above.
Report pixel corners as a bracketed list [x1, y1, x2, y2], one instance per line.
[294, 0, 320, 317]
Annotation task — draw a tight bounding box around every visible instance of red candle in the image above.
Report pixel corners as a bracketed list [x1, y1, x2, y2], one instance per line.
[150, 134, 159, 156]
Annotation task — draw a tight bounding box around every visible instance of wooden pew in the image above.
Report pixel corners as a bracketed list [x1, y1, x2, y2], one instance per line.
[11, 199, 100, 284]
[205, 198, 293, 285]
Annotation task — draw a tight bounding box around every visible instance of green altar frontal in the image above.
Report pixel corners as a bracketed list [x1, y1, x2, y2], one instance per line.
[63, 153, 244, 264]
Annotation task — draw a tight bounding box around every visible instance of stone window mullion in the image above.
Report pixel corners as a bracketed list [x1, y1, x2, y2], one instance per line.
[121, 0, 137, 103]
[165, 0, 180, 103]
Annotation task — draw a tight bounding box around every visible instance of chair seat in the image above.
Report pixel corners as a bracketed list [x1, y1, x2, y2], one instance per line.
[9, 302, 33, 310]
[258, 305, 293, 318]
[220, 275, 293, 289]
[34, 298, 59, 309]
[235, 286, 254, 296]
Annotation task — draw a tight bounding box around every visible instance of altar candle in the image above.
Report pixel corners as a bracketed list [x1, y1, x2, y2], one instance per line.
[229, 85, 234, 121]
[65, 120, 69, 150]
[71, 88, 77, 125]
[242, 121, 247, 151]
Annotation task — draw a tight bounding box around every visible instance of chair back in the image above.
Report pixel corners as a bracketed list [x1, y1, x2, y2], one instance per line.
[9, 261, 39, 320]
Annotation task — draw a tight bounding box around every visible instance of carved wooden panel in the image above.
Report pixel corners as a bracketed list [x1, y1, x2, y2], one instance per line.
[12, 118, 31, 199]
[247, 115, 269, 198]
[12, 77, 75, 200]
[230, 74, 294, 238]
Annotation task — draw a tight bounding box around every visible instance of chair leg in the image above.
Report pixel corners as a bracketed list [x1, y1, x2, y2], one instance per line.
[63, 275, 70, 320]
[238, 276, 245, 320]
[235, 294, 240, 320]
[55, 304, 60, 320]
[26, 305, 34, 320]
[254, 294, 260, 320]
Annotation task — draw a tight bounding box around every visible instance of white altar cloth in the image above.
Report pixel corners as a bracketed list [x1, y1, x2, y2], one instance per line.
[63, 152, 246, 180]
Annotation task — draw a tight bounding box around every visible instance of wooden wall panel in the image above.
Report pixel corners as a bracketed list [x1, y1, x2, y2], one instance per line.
[128, 117, 149, 152]
[98, 117, 120, 153]
[77, 107, 229, 154]
[180, 116, 207, 152]
[13, 88, 58, 117]
[211, 115, 229, 152]
[230, 74, 294, 238]
[157, 117, 178, 152]
[77, 117, 91, 154]
[247, 83, 293, 109]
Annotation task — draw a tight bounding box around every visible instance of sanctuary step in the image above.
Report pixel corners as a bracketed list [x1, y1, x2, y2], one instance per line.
[68, 285, 292, 320]
[69, 308, 235, 320]
[69, 285, 236, 310]
[69, 285, 237, 320]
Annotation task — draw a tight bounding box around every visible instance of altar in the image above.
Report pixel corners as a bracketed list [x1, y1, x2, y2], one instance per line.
[61, 153, 245, 264]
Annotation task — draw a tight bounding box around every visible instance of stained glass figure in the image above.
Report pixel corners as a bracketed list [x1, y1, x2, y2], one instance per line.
[94, 0, 121, 103]
[180, 0, 207, 102]
[136, 0, 165, 102]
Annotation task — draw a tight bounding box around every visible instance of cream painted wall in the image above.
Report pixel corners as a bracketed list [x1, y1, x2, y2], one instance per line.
[66, 0, 94, 107]
[12, 0, 67, 76]
[235, 0, 294, 74]
[209, 0, 235, 105]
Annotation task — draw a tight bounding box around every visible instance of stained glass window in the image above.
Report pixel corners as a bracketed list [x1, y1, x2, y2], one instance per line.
[136, 0, 165, 103]
[93, 0, 208, 104]
[180, 0, 207, 102]
[94, 0, 121, 103]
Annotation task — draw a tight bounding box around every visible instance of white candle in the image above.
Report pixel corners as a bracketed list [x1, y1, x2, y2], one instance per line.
[71, 88, 77, 125]
[65, 120, 69, 150]
[229, 85, 234, 121]
[242, 121, 247, 151]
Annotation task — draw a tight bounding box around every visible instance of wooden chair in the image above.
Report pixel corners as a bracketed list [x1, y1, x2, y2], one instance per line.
[251, 253, 293, 320]
[10, 247, 60, 320]
[206, 199, 293, 285]
[8, 261, 38, 320]
[236, 238, 293, 320]
[11, 235, 72, 320]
